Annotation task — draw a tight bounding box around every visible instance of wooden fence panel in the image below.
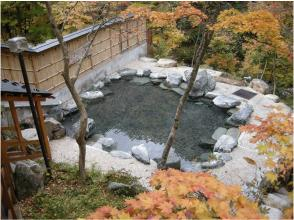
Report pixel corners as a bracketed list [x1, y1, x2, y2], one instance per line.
[1, 18, 147, 92]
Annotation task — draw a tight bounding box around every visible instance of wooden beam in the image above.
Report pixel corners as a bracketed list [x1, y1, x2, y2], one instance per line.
[34, 100, 51, 160]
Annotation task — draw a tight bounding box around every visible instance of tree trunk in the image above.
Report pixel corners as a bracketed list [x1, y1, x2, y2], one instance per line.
[158, 28, 213, 169]
[46, 2, 88, 180]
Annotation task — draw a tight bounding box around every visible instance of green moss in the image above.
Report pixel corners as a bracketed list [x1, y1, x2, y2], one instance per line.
[19, 163, 143, 219]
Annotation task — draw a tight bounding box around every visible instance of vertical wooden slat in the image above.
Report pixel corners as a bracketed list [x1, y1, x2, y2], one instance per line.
[34, 99, 51, 160]
[30, 55, 40, 89]
[109, 28, 112, 58]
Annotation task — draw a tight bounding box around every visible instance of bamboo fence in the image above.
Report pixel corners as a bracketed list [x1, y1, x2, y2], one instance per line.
[1, 18, 147, 92]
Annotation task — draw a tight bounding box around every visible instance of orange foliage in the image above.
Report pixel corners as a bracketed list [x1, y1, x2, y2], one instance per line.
[87, 169, 265, 219]
[213, 9, 290, 59]
[241, 112, 293, 183]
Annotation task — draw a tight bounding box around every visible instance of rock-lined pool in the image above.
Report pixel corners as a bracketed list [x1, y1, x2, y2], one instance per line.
[63, 79, 228, 166]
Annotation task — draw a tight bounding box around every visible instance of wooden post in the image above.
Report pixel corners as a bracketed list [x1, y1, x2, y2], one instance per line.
[8, 101, 26, 153]
[34, 99, 52, 160]
[147, 29, 153, 56]
[109, 28, 113, 58]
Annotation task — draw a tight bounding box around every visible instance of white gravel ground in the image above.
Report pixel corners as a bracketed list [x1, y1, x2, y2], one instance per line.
[49, 137, 157, 188]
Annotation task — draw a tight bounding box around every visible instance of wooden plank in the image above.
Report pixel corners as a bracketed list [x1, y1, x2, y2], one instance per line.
[8, 153, 42, 162]
[35, 100, 52, 160]
[1, 95, 46, 102]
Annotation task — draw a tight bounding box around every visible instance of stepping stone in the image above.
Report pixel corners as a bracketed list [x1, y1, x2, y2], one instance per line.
[212, 127, 227, 140]
[201, 159, 224, 169]
[213, 135, 237, 153]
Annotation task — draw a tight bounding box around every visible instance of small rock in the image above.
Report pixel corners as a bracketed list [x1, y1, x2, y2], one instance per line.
[61, 99, 78, 116]
[265, 94, 280, 103]
[136, 69, 152, 77]
[199, 137, 216, 149]
[213, 95, 241, 108]
[159, 83, 169, 90]
[98, 137, 117, 151]
[93, 81, 104, 90]
[181, 162, 202, 172]
[110, 151, 132, 159]
[226, 127, 240, 140]
[86, 134, 104, 146]
[154, 154, 181, 170]
[108, 72, 121, 80]
[213, 135, 237, 153]
[199, 152, 215, 162]
[45, 117, 66, 140]
[205, 91, 222, 99]
[201, 159, 224, 169]
[150, 72, 167, 79]
[21, 128, 38, 141]
[139, 56, 157, 63]
[226, 104, 253, 126]
[20, 116, 35, 129]
[206, 69, 223, 77]
[263, 205, 283, 220]
[213, 152, 232, 162]
[151, 79, 163, 85]
[80, 91, 104, 101]
[14, 160, 45, 200]
[118, 68, 137, 76]
[130, 77, 151, 86]
[249, 79, 270, 94]
[131, 144, 150, 164]
[164, 72, 182, 88]
[212, 127, 227, 141]
[171, 88, 185, 96]
[227, 108, 238, 116]
[264, 193, 292, 210]
[156, 58, 177, 67]
[72, 118, 95, 139]
[107, 182, 136, 196]
[179, 82, 188, 90]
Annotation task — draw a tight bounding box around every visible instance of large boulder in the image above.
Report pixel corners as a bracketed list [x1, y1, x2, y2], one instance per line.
[80, 91, 104, 101]
[265, 94, 280, 103]
[150, 72, 167, 79]
[226, 104, 253, 126]
[213, 95, 241, 108]
[13, 160, 45, 200]
[131, 144, 150, 164]
[190, 70, 216, 97]
[249, 79, 270, 94]
[164, 72, 183, 88]
[44, 117, 66, 140]
[61, 99, 78, 116]
[72, 118, 95, 139]
[156, 58, 177, 67]
[213, 134, 237, 153]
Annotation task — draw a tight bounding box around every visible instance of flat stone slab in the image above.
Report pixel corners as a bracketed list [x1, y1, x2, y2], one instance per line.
[212, 127, 227, 140]
[226, 128, 240, 140]
[171, 88, 185, 96]
[80, 91, 104, 101]
[156, 58, 177, 68]
[213, 95, 241, 108]
[110, 151, 132, 159]
[139, 57, 157, 63]
[130, 77, 151, 86]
